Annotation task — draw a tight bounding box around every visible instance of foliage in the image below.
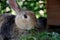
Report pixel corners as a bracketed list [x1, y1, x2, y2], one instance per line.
[0, 0, 11, 14]
[0, 0, 47, 18]
[20, 32, 60, 40]
[16, 0, 47, 18]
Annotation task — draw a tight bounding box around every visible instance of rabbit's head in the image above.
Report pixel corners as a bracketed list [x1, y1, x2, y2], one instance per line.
[8, 0, 38, 30]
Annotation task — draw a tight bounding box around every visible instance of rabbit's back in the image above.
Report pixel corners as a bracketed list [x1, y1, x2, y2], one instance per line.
[0, 14, 16, 40]
[0, 13, 15, 31]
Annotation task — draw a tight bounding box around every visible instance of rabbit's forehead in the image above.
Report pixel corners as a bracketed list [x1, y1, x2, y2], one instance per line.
[19, 11, 34, 14]
[18, 11, 36, 19]
[19, 11, 26, 15]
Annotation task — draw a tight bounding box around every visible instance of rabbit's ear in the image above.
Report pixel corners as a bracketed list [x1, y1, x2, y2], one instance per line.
[8, 0, 20, 12]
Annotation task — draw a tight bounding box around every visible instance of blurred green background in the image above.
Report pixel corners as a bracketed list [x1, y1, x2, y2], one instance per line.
[0, 0, 47, 19]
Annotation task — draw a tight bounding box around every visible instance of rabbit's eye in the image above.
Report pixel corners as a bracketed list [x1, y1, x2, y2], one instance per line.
[24, 14, 27, 18]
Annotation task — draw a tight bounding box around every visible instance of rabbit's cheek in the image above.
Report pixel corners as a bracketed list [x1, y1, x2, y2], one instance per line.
[15, 15, 33, 30]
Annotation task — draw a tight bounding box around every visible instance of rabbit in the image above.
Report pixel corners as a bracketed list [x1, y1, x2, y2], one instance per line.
[0, 0, 39, 40]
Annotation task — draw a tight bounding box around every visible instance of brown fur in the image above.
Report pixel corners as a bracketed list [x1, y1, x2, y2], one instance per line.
[0, 12, 38, 40]
[0, 0, 38, 40]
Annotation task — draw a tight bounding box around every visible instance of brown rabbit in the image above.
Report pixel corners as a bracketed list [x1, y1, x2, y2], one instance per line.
[0, 0, 38, 40]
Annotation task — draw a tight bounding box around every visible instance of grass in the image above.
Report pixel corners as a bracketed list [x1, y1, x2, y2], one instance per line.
[20, 29, 60, 40]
